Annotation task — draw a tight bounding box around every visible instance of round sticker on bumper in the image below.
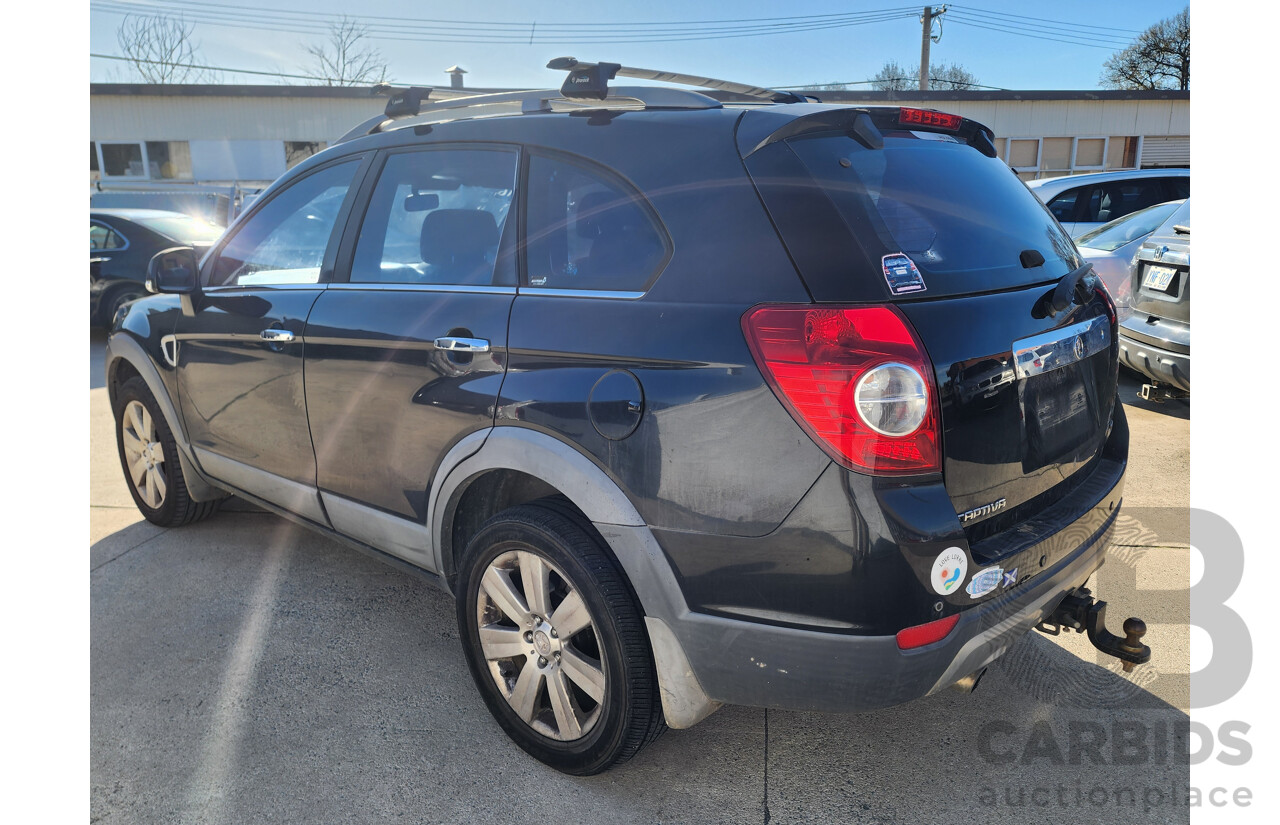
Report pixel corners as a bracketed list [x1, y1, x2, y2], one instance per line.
[931, 547, 969, 595]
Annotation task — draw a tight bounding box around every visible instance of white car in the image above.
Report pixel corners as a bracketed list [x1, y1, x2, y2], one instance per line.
[1074, 199, 1185, 321]
[1027, 168, 1189, 238]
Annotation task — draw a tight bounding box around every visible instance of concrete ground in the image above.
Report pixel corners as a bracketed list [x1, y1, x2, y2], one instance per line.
[91, 328, 1192, 824]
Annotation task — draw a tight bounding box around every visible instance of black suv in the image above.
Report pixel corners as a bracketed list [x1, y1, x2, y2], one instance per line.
[106, 61, 1138, 775]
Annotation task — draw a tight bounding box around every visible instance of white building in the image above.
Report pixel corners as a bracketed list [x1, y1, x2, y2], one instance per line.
[90, 84, 1189, 188]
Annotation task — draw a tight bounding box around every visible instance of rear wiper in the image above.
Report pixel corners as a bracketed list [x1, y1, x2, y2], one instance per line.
[1173, 224, 1190, 235]
[1039, 262, 1096, 318]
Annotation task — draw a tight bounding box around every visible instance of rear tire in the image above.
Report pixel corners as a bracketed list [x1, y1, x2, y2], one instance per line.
[100, 285, 146, 327]
[113, 376, 220, 527]
[456, 501, 665, 774]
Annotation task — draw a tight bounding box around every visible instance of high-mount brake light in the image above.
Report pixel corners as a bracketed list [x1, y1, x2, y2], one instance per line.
[898, 107, 963, 132]
[742, 305, 941, 475]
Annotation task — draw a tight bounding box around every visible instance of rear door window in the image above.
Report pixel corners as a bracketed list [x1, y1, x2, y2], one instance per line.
[524, 153, 670, 293]
[785, 132, 1079, 298]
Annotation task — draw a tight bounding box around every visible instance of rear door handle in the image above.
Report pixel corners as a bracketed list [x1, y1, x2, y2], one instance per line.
[434, 336, 490, 353]
[260, 329, 296, 343]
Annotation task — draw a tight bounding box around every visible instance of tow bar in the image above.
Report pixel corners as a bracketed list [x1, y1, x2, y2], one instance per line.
[1035, 587, 1151, 672]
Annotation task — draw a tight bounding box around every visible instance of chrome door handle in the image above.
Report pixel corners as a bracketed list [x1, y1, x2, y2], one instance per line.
[260, 329, 296, 343]
[434, 336, 490, 353]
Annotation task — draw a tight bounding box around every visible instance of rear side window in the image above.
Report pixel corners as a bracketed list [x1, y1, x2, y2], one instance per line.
[786, 132, 1079, 297]
[1077, 179, 1168, 224]
[525, 154, 669, 293]
[351, 148, 517, 286]
[1166, 177, 1190, 199]
[90, 221, 126, 250]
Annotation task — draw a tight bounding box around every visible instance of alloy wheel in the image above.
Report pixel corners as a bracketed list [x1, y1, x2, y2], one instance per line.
[475, 548, 607, 741]
[120, 399, 168, 509]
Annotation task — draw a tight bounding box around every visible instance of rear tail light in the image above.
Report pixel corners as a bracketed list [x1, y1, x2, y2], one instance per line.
[896, 614, 960, 649]
[742, 304, 941, 475]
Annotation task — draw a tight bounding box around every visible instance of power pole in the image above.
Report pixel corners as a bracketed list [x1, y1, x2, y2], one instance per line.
[919, 5, 947, 91]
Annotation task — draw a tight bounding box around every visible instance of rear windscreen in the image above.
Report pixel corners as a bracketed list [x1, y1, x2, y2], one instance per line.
[787, 131, 1081, 298]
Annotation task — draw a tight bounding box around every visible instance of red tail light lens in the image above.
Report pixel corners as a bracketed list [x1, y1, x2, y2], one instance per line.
[741, 304, 941, 475]
[896, 614, 960, 650]
[898, 107, 963, 131]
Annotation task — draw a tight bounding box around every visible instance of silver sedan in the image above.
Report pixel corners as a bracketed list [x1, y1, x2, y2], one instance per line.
[1075, 199, 1185, 320]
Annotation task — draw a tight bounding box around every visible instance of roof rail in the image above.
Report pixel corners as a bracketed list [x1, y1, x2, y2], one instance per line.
[548, 57, 808, 104]
[335, 84, 724, 144]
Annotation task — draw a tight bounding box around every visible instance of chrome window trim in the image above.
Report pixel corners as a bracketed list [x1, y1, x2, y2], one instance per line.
[517, 287, 645, 300]
[1012, 314, 1111, 379]
[202, 283, 328, 293]
[90, 219, 130, 252]
[326, 282, 517, 294]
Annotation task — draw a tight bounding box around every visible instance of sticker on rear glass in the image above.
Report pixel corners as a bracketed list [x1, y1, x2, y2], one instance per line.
[882, 253, 926, 295]
[930, 547, 968, 596]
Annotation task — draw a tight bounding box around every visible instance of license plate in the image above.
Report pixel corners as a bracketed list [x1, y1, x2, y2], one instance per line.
[1143, 264, 1177, 291]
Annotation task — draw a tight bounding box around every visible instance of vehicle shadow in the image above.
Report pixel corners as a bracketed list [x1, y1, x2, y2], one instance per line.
[90, 510, 1191, 825]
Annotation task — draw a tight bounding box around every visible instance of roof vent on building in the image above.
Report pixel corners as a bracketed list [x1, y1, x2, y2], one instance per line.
[445, 65, 467, 89]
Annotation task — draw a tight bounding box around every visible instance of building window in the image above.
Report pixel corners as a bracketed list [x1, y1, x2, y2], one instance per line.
[1108, 136, 1140, 169]
[100, 143, 146, 177]
[94, 141, 192, 180]
[146, 141, 193, 179]
[90, 142, 100, 183]
[1073, 138, 1106, 171]
[285, 141, 328, 170]
[1039, 137, 1073, 177]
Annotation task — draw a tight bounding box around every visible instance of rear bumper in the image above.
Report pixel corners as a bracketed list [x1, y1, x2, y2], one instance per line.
[1118, 333, 1190, 390]
[658, 456, 1125, 714]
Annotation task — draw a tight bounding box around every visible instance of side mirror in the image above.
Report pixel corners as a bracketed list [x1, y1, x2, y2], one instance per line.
[147, 247, 201, 295]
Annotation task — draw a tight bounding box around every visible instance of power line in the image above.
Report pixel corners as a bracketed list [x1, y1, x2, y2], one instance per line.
[948, 11, 1132, 47]
[92, 1, 919, 43]
[953, 4, 1143, 35]
[946, 17, 1122, 51]
[90, 52, 433, 85]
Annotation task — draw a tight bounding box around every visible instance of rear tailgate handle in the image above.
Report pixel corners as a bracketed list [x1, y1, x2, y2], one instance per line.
[434, 336, 490, 353]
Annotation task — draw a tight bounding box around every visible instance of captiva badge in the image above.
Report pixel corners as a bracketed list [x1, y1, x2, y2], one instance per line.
[882, 253, 926, 296]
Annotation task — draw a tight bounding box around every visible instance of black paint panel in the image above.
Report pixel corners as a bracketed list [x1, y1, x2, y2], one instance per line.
[304, 288, 513, 520]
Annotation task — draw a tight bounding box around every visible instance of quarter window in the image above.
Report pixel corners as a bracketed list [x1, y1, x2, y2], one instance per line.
[1046, 189, 1080, 222]
[90, 221, 126, 250]
[210, 160, 359, 287]
[525, 154, 669, 293]
[351, 148, 517, 285]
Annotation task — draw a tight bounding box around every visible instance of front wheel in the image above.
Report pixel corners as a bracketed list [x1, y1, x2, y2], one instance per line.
[456, 501, 665, 774]
[113, 376, 220, 527]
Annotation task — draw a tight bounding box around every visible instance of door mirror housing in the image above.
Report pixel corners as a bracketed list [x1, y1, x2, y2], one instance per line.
[147, 247, 201, 295]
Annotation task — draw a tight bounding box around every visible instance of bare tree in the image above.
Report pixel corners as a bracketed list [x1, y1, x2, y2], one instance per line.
[871, 60, 913, 91]
[117, 14, 211, 84]
[304, 17, 389, 86]
[1101, 7, 1190, 91]
[871, 60, 980, 91]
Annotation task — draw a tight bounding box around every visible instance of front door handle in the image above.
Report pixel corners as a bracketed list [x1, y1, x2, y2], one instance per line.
[434, 336, 490, 353]
[260, 329, 296, 343]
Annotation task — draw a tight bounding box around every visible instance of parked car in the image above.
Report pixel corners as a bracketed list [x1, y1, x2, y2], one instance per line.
[105, 66, 1141, 774]
[1118, 199, 1191, 393]
[1075, 199, 1185, 317]
[90, 208, 223, 326]
[1027, 168, 1189, 238]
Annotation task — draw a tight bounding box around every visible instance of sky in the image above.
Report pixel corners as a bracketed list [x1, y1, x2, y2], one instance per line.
[89, 0, 1190, 91]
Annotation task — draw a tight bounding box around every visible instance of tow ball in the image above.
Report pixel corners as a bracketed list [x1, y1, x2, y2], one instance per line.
[1035, 587, 1151, 672]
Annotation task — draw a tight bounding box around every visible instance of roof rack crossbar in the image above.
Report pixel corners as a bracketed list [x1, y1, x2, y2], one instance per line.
[335, 85, 723, 144]
[548, 57, 807, 104]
